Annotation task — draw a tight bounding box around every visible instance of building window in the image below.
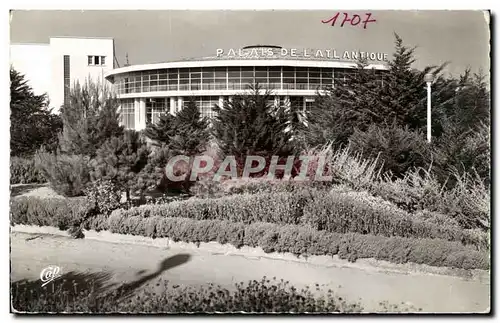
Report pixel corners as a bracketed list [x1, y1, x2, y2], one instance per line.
[146, 98, 166, 125]
[63, 55, 70, 106]
[88, 55, 106, 66]
[120, 99, 135, 129]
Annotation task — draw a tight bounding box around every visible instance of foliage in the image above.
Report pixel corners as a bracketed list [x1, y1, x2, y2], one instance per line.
[368, 167, 490, 231]
[10, 197, 93, 231]
[169, 98, 210, 156]
[138, 144, 182, 193]
[10, 156, 46, 184]
[110, 188, 486, 249]
[83, 179, 122, 216]
[433, 120, 490, 186]
[144, 98, 210, 156]
[89, 130, 151, 199]
[34, 149, 91, 197]
[301, 190, 483, 247]
[348, 122, 431, 178]
[143, 112, 178, 147]
[11, 275, 363, 313]
[211, 84, 295, 174]
[104, 214, 489, 269]
[10, 67, 62, 157]
[58, 78, 124, 158]
[113, 189, 318, 226]
[10, 196, 489, 268]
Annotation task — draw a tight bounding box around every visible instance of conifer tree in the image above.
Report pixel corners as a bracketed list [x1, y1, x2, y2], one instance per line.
[211, 84, 293, 173]
[58, 79, 123, 158]
[90, 130, 150, 200]
[143, 99, 209, 156]
[143, 112, 178, 147]
[169, 98, 210, 156]
[10, 67, 62, 156]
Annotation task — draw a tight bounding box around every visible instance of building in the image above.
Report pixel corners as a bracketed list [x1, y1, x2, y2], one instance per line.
[105, 45, 388, 130]
[11, 38, 389, 131]
[10, 37, 115, 110]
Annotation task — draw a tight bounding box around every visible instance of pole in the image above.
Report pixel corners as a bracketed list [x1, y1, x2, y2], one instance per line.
[426, 82, 432, 143]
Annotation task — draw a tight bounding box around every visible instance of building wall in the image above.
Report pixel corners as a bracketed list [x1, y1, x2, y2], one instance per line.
[10, 44, 51, 97]
[49, 37, 114, 111]
[11, 37, 115, 112]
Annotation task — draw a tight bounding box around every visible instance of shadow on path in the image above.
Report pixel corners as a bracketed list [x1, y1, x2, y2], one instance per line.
[113, 253, 191, 300]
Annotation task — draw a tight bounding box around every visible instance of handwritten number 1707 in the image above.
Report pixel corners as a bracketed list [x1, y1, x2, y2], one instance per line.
[321, 13, 376, 29]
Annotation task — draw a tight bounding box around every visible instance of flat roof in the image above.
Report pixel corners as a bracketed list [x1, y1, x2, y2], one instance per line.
[105, 58, 388, 79]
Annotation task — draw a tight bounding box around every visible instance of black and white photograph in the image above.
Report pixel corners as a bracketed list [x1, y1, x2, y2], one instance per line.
[8, 7, 491, 314]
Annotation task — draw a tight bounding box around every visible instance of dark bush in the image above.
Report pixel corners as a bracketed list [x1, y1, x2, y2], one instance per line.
[83, 179, 122, 215]
[348, 122, 431, 179]
[34, 149, 91, 197]
[10, 156, 46, 184]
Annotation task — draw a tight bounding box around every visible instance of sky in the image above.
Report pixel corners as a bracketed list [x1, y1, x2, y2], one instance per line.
[9, 10, 490, 77]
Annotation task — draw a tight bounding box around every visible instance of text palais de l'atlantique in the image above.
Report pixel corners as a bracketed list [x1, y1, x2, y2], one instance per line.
[216, 48, 388, 61]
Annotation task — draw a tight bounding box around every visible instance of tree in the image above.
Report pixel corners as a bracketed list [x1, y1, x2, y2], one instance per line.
[34, 148, 91, 197]
[211, 84, 294, 174]
[303, 60, 382, 148]
[144, 98, 210, 156]
[348, 121, 431, 178]
[303, 33, 458, 149]
[143, 112, 178, 147]
[89, 130, 150, 200]
[10, 67, 62, 156]
[58, 78, 124, 158]
[169, 98, 210, 156]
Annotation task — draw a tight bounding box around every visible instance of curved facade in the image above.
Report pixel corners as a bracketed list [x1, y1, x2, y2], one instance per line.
[105, 46, 388, 130]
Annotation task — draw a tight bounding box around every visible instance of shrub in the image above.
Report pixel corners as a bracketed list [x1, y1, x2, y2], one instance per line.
[348, 122, 431, 178]
[302, 144, 383, 190]
[10, 156, 46, 184]
[114, 189, 318, 226]
[301, 189, 482, 246]
[104, 213, 489, 269]
[89, 130, 151, 200]
[83, 179, 122, 216]
[221, 178, 329, 196]
[10, 197, 93, 231]
[369, 167, 490, 231]
[440, 171, 490, 230]
[368, 167, 444, 213]
[11, 275, 363, 313]
[34, 149, 91, 197]
[9, 197, 489, 269]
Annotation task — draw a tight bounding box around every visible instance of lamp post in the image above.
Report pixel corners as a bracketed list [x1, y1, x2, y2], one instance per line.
[424, 73, 435, 143]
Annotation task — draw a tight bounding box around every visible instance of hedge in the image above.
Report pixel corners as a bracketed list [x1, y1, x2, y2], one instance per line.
[10, 197, 93, 230]
[9, 197, 489, 270]
[105, 212, 489, 270]
[10, 157, 46, 184]
[302, 191, 486, 247]
[115, 189, 319, 225]
[96, 190, 488, 249]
